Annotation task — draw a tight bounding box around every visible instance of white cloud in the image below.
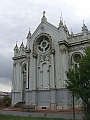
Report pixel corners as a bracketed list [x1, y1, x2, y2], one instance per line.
[0, 77, 11, 92]
[0, 83, 11, 92]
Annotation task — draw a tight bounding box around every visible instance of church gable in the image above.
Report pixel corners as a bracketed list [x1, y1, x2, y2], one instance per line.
[31, 13, 59, 45]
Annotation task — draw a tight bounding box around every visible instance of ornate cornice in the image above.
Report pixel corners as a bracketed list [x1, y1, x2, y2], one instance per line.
[58, 39, 88, 47]
[25, 49, 31, 53]
[58, 39, 89, 52]
[12, 55, 26, 60]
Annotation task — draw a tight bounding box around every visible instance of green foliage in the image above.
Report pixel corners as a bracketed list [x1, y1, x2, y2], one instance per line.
[3, 95, 11, 107]
[66, 47, 90, 120]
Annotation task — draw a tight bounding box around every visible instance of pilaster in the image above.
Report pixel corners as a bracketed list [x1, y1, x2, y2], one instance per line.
[33, 53, 37, 89]
[51, 49, 55, 88]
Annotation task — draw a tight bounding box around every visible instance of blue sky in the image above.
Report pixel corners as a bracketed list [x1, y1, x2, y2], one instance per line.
[0, 0, 90, 92]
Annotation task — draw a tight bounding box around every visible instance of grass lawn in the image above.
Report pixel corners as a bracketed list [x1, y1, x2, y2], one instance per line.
[0, 114, 71, 120]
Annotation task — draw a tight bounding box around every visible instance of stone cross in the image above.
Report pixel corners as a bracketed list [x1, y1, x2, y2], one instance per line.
[43, 11, 45, 17]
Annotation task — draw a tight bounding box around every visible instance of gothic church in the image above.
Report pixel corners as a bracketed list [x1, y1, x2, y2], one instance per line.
[12, 12, 90, 110]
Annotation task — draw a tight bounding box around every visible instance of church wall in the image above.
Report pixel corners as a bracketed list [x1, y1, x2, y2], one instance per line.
[12, 92, 21, 106]
[25, 89, 73, 110]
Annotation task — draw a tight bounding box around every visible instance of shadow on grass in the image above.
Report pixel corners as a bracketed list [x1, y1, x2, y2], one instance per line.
[0, 114, 74, 120]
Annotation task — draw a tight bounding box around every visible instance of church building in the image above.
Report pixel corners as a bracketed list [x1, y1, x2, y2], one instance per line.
[12, 11, 90, 110]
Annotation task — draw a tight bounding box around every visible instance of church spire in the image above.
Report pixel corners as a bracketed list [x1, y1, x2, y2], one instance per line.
[14, 41, 19, 56]
[20, 39, 24, 47]
[14, 41, 18, 49]
[27, 28, 31, 39]
[26, 28, 31, 52]
[59, 12, 63, 27]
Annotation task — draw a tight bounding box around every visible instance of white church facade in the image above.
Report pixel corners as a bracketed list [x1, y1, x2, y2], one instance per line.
[12, 12, 90, 110]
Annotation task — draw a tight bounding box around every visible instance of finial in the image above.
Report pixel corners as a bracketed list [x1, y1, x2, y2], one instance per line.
[59, 12, 63, 26]
[21, 39, 24, 47]
[82, 20, 86, 28]
[83, 20, 84, 26]
[60, 12, 63, 22]
[64, 21, 66, 27]
[64, 21, 65, 25]
[15, 41, 17, 46]
[14, 41, 18, 49]
[22, 39, 23, 43]
[43, 11, 45, 17]
[61, 12, 62, 18]
[21, 39, 23, 46]
[64, 21, 67, 30]
[71, 29, 74, 36]
[28, 28, 31, 36]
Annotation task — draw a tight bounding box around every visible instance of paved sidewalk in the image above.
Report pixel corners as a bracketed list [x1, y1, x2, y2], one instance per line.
[0, 110, 83, 119]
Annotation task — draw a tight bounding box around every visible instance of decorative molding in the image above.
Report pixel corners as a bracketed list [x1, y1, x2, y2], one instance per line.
[32, 53, 37, 58]
[12, 55, 26, 60]
[33, 33, 52, 54]
[71, 52, 83, 64]
[69, 43, 89, 52]
[25, 49, 31, 53]
[60, 45, 67, 54]
[51, 49, 55, 54]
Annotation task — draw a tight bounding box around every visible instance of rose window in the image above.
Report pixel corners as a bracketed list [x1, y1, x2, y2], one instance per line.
[38, 37, 50, 52]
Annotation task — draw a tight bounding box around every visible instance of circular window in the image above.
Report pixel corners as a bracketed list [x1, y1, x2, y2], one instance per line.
[73, 54, 81, 63]
[38, 37, 50, 52]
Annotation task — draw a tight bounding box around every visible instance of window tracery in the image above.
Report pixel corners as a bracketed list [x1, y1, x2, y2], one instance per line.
[37, 37, 50, 53]
[71, 52, 82, 71]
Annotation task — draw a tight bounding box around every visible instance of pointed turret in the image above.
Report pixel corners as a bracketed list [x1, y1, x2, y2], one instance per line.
[20, 40, 24, 47]
[26, 28, 31, 39]
[58, 13, 63, 28]
[64, 21, 68, 32]
[82, 20, 88, 39]
[26, 28, 31, 52]
[20, 39, 24, 54]
[58, 13, 68, 41]
[41, 11, 47, 23]
[14, 41, 19, 56]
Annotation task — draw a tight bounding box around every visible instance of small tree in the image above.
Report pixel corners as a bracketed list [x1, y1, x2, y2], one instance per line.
[66, 47, 90, 120]
[3, 95, 11, 107]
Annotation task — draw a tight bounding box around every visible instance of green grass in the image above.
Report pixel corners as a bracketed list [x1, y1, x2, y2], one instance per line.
[0, 114, 70, 120]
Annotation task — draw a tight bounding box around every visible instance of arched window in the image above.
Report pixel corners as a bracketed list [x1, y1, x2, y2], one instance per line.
[71, 52, 82, 71]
